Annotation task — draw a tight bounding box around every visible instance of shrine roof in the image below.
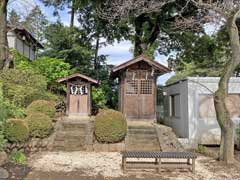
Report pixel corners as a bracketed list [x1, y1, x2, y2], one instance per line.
[57, 73, 99, 84]
[111, 54, 171, 75]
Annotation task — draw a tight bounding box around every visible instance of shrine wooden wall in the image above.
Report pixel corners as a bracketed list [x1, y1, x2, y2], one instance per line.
[118, 61, 157, 120]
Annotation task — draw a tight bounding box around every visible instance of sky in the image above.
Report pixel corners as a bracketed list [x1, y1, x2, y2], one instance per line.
[10, 0, 174, 84]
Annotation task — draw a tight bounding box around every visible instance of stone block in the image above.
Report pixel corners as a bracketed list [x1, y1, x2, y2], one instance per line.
[0, 152, 8, 166]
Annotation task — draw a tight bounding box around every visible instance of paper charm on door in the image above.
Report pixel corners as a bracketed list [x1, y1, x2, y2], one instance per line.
[70, 85, 88, 95]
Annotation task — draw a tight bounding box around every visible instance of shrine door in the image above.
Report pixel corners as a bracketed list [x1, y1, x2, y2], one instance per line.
[68, 83, 89, 116]
[124, 71, 155, 120]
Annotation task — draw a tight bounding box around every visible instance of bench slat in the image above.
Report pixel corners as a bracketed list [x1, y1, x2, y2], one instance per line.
[121, 151, 197, 159]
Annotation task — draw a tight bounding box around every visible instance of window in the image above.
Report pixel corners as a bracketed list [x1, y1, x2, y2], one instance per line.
[170, 94, 180, 117]
[126, 80, 138, 94]
[199, 94, 240, 119]
[140, 80, 152, 94]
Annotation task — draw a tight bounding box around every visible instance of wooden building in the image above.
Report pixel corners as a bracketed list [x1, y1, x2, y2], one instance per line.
[111, 55, 171, 121]
[58, 73, 98, 117]
[7, 26, 44, 61]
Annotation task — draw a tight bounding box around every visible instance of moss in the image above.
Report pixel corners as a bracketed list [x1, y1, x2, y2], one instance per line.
[25, 113, 53, 138]
[94, 109, 127, 143]
[4, 119, 29, 142]
[165, 73, 188, 85]
[26, 100, 55, 118]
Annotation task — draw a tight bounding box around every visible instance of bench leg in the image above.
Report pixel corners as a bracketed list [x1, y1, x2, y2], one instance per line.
[192, 158, 195, 174]
[158, 158, 161, 173]
[187, 158, 190, 165]
[155, 158, 158, 164]
[122, 157, 126, 173]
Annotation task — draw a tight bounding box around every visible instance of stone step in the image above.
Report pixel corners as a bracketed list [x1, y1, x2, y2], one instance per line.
[128, 126, 155, 130]
[126, 134, 158, 139]
[128, 129, 156, 135]
[53, 140, 86, 149]
[126, 138, 159, 144]
[125, 139, 159, 145]
[53, 146, 86, 151]
[54, 132, 88, 142]
[62, 122, 88, 131]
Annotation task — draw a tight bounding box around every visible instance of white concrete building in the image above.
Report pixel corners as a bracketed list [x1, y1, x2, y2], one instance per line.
[7, 27, 43, 61]
[163, 77, 240, 147]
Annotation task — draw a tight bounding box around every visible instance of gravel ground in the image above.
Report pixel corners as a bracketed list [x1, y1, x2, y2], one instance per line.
[27, 151, 240, 180]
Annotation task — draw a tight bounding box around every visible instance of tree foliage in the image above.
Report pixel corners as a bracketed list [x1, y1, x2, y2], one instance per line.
[22, 5, 48, 43]
[97, 0, 202, 57]
[32, 57, 72, 90]
[0, 69, 47, 107]
[43, 23, 94, 73]
[8, 9, 21, 27]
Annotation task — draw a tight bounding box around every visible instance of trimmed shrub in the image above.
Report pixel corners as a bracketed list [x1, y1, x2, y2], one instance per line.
[94, 109, 127, 143]
[4, 119, 29, 142]
[26, 100, 56, 118]
[25, 113, 53, 138]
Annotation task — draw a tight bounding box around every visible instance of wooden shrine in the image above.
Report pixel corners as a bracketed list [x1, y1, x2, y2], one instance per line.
[111, 54, 171, 121]
[58, 73, 99, 117]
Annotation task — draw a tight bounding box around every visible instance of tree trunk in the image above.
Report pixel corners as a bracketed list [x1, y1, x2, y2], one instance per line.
[134, 15, 160, 57]
[134, 15, 145, 56]
[214, 11, 240, 164]
[94, 36, 99, 70]
[94, 35, 100, 79]
[70, 0, 75, 28]
[0, 0, 8, 69]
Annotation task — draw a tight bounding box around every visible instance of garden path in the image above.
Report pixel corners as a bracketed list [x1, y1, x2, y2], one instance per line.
[26, 151, 240, 180]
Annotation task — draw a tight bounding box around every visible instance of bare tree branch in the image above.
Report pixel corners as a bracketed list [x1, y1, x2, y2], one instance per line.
[97, 0, 176, 21]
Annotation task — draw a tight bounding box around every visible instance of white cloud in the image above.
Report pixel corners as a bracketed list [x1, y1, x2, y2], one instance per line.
[8, 0, 36, 17]
[99, 40, 133, 65]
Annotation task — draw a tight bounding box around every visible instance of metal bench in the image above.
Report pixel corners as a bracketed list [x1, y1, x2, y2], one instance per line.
[121, 151, 197, 173]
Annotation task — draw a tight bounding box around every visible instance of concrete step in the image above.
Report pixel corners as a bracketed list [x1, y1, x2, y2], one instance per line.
[55, 131, 87, 141]
[128, 126, 155, 130]
[125, 138, 159, 144]
[62, 123, 87, 131]
[126, 134, 158, 139]
[125, 145, 160, 151]
[53, 140, 86, 149]
[126, 143, 159, 148]
[53, 145, 86, 151]
[128, 129, 156, 135]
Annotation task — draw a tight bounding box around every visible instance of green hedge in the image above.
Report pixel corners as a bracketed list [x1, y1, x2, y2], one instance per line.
[26, 100, 55, 118]
[4, 119, 29, 142]
[25, 113, 53, 138]
[94, 109, 127, 143]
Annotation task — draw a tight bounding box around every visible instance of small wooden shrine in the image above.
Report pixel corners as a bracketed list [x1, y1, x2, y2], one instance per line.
[111, 54, 171, 121]
[58, 73, 98, 117]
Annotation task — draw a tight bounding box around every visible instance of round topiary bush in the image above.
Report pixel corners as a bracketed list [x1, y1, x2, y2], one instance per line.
[25, 113, 53, 138]
[4, 119, 29, 142]
[26, 100, 55, 118]
[94, 109, 127, 143]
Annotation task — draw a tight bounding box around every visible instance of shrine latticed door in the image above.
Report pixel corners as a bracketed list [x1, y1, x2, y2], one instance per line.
[124, 71, 154, 120]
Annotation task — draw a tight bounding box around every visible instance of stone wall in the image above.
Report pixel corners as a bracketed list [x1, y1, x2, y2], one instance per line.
[4, 137, 54, 153]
